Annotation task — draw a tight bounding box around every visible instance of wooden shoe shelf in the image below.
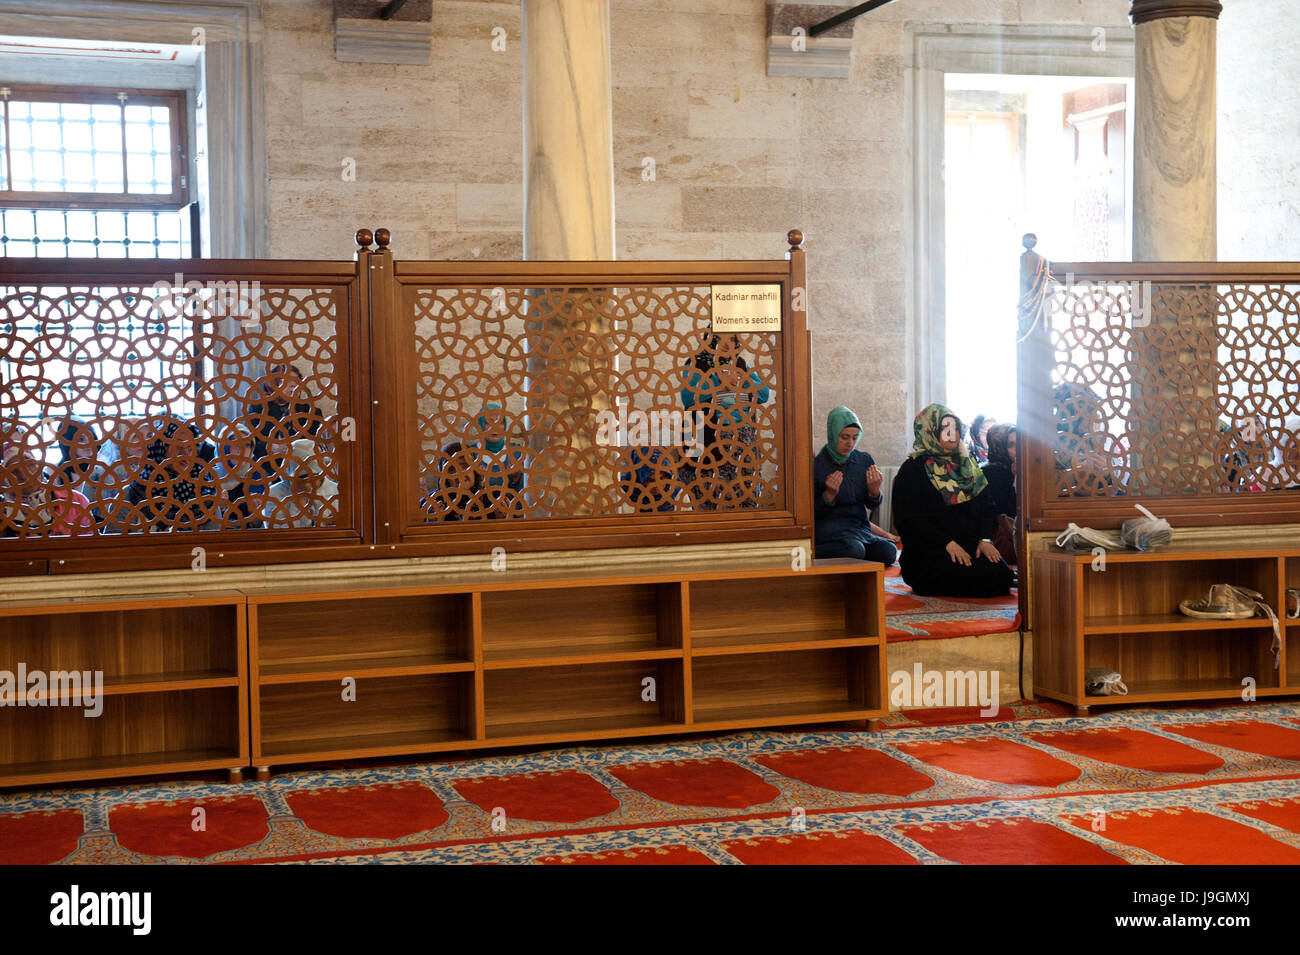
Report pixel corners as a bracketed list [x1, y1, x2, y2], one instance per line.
[0, 561, 884, 787]
[244, 560, 886, 777]
[1032, 546, 1300, 715]
[0, 592, 249, 788]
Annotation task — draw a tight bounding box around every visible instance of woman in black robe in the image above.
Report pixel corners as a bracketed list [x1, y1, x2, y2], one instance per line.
[891, 403, 1014, 598]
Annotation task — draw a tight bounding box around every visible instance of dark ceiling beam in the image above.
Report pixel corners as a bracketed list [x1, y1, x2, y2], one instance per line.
[808, 0, 900, 37]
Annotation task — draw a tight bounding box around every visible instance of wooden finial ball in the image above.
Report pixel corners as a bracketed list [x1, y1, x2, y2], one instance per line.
[1022, 233, 1038, 250]
[787, 228, 804, 249]
[355, 228, 374, 249]
[375, 228, 391, 250]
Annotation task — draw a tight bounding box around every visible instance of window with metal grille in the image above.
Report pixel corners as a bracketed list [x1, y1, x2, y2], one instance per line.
[0, 84, 192, 258]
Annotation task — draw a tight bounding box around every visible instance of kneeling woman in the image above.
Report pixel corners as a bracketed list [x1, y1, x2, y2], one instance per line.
[892, 404, 1014, 597]
[814, 406, 899, 564]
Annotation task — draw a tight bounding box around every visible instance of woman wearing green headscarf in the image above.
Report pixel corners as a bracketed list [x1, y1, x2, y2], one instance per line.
[891, 403, 1013, 597]
[469, 402, 527, 518]
[813, 406, 899, 564]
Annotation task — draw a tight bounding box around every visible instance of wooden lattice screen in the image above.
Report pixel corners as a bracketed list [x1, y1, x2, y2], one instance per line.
[1018, 260, 1300, 531]
[0, 230, 812, 574]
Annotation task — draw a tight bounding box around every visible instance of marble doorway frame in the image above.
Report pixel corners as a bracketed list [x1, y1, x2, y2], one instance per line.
[0, 0, 267, 258]
[904, 23, 1134, 413]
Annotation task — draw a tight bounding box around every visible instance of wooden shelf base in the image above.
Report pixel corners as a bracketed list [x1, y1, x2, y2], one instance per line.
[692, 701, 881, 728]
[692, 629, 879, 655]
[1, 748, 243, 789]
[259, 727, 474, 760]
[485, 712, 684, 741]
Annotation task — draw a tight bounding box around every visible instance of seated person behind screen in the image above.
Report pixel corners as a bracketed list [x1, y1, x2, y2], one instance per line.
[982, 423, 1019, 566]
[968, 414, 996, 466]
[245, 363, 324, 474]
[1, 430, 94, 537]
[213, 430, 264, 529]
[620, 446, 681, 513]
[94, 418, 149, 534]
[981, 424, 1017, 520]
[471, 403, 526, 518]
[54, 418, 114, 526]
[125, 417, 217, 530]
[679, 334, 771, 509]
[1218, 416, 1270, 491]
[422, 441, 485, 521]
[891, 403, 1013, 598]
[260, 437, 339, 528]
[1053, 383, 1120, 496]
[813, 406, 899, 565]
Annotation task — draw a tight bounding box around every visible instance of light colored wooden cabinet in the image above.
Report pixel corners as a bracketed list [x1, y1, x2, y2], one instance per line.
[245, 560, 886, 776]
[1033, 546, 1299, 715]
[0, 593, 248, 787]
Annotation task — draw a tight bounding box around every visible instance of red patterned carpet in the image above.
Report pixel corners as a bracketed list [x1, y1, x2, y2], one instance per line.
[884, 565, 1020, 641]
[3, 701, 1299, 865]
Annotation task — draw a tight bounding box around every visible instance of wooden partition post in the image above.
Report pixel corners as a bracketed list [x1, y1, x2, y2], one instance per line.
[788, 229, 813, 534]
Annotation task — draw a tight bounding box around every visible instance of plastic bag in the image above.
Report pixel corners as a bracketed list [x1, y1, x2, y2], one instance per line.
[1120, 504, 1173, 551]
[1084, 668, 1128, 696]
[1054, 523, 1123, 552]
[1054, 505, 1173, 553]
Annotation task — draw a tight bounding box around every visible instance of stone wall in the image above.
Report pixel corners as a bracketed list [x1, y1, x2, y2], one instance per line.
[1218, 0, 1300, 260]
[265, 0, 1242, 471]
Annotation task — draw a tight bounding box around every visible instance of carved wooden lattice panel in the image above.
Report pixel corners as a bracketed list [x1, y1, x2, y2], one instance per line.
[1048, 279, 1300, 499]
[0, 279, 353, 538]
[406, 283, 784, 522]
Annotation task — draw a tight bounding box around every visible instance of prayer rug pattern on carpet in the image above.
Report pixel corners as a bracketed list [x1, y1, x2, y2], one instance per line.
[2, 702, 1299, 865]
[884, 565, 1020, 640]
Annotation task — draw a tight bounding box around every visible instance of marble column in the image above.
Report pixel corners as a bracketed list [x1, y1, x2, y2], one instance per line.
[1130, 2, 1222, 495]
[1131, 0, 1222, 260]
[521, 1, 616, 515]
[522, 0, 615, 260]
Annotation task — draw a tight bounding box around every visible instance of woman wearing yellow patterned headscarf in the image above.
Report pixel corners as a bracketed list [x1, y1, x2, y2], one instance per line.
[909, 403, 987, 504]
[891, 403, 1013, 598]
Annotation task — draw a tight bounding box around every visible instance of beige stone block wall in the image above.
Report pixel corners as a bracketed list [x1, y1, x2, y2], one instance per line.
[1219, 0, 1300, 260]
[264, 0, 523, 262]
[262, 0, 1160, 472]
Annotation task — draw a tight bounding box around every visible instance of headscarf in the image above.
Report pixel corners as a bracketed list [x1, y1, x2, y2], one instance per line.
[690, 334, 749, 374]
[909, 403, 987, 505]
[55, 418, 100, 483]
[260, 363, 307, 417]
[969, 414, 993, 463]
[130, 419, 215, 522]
[985, 423, 1016, 471]
[476, 403, 507, 453]
[822, 406, 862, 466]
[1, 442, 55, 530]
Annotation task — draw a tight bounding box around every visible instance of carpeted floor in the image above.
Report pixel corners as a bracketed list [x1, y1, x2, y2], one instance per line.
[3, 700, 1299, 864]
[884, 565, 1021, 641]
